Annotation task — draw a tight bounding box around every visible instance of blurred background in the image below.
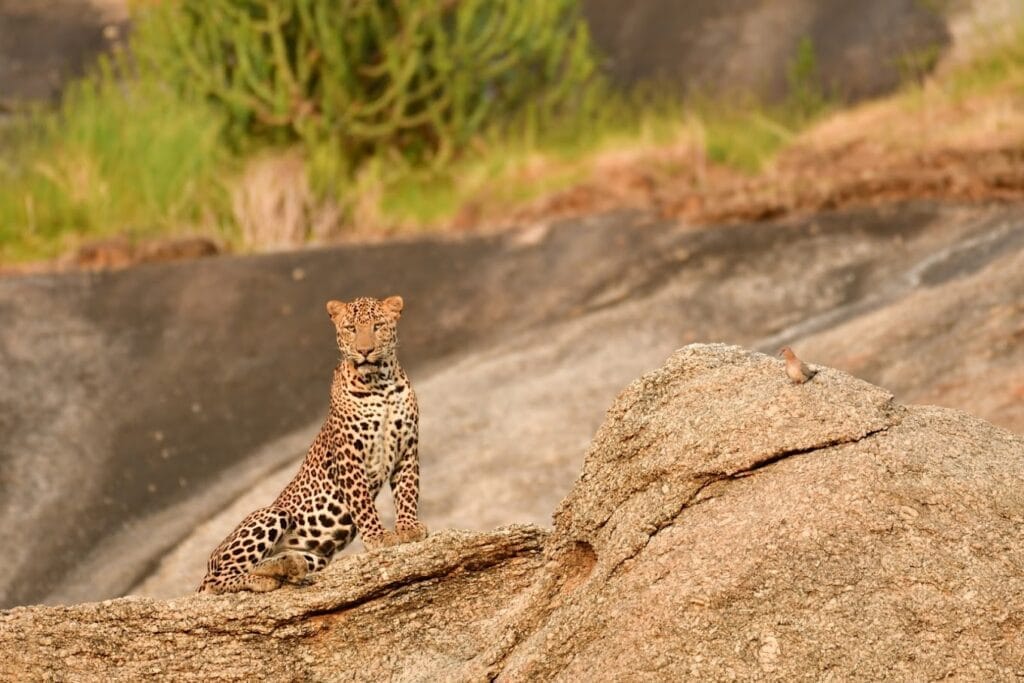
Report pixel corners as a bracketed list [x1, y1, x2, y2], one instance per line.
[0, 0, 1022, 609]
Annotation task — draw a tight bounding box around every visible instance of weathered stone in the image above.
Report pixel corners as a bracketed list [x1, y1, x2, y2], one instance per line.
[3, 345, 1022, 681]
[487, 347, 1024, 680]
[0, 526, 546, 682]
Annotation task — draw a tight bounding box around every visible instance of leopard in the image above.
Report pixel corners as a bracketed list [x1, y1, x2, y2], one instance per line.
[197, 295, 427, 594]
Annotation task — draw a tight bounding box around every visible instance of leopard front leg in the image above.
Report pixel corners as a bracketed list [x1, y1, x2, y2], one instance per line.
[335, 447, 399, 551]
[390, 437, 428, 544]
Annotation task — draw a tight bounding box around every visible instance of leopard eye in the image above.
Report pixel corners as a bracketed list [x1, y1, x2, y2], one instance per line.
[373, 322, 383, 332]
[343, 324, 355, 333]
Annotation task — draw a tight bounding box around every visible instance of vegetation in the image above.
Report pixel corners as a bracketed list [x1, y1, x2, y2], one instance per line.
[945, 24, 1024, 97]
[6, 3, 1022, 264]
[1, 0, 605, 261]
[362, 91, 698, 228]
[132, 0, 597, 173]
[0, 58, 231, 262]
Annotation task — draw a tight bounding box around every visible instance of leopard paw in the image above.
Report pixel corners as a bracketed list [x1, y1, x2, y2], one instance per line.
[395, 521, 428, 544]
[250, 553, 308, 583]
[244, 576, 283, 593]
[363, 530, 401, 551]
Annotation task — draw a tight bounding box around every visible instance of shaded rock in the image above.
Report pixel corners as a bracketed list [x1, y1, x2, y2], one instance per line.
[582, 0, 950, 102]
[0, 0, 127, 106]
[3, 344, 1022, 680]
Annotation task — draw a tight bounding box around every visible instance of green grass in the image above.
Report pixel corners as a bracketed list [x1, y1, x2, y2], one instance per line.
[945, 25, 1024, 97]
[0, 58, 233, 263]
[688, 36, 833, 174]
[698, 107, 793, 174]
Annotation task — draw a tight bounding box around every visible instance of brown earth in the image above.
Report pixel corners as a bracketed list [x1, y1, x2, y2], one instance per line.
[11, 136, 1024, 278]
[9, 140, 1024, 280]
[452, 66, 1024, 238]
[3, 345, 1022, 681]
[462, 141, 1024, 235]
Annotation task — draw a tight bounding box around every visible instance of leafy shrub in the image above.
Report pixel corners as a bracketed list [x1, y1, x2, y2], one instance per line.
[131, 0, 599, 181]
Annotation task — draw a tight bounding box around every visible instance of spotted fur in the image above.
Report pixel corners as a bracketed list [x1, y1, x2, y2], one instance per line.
[198, 295, 427, 594]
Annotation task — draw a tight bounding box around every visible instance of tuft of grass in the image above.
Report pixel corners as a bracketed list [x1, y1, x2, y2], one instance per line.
[698, 106, 794, 174]
[894, 44, 944, 87]
[0, 56, 233, 263]
[945, 25, 1024, 97]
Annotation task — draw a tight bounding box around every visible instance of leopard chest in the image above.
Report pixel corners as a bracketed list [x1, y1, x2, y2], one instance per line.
[346, 396, 403, 491]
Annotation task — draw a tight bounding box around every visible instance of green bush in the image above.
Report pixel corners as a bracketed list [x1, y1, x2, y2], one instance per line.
[132, 0, 599, 183]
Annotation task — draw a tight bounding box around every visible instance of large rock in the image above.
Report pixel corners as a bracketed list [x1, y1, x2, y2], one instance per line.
[0, 526, 548, 682]
[3, 345, 1022, 681]
[583, 0, 1024, 103]
[21, 201, 1019, 608]
[582, 0, 950, 102]
[490, 345, 1024, 680]
[0, 0, 127, 107]
[798, 241, 1024, 441]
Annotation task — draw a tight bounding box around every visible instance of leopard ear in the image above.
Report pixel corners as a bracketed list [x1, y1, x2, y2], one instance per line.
[326, 300, 348, 319]
[382, 295, 404, 319]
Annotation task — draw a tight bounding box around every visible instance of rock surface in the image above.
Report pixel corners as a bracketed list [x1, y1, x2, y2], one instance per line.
[492, 346, 1024, 681]
[3, 202, 1024, 608]
[800, 239, 1024, 440]
[583, 0, 950, 102]
[4, 345, 1022, 681]
[0, 0, 127, 106]
[132, 202, 1024, 603]
[0, 526, 548, 682]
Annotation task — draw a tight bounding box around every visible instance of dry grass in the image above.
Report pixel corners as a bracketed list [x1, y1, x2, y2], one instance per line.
[477, 33, 1024, 229]
[231, 153, 311, 249]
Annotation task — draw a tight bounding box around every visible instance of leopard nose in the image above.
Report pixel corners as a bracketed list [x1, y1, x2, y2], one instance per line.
[354, 329, 376, 357]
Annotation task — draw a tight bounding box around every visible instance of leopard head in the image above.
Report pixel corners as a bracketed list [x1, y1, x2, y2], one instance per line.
[326, 295, 404, 377]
